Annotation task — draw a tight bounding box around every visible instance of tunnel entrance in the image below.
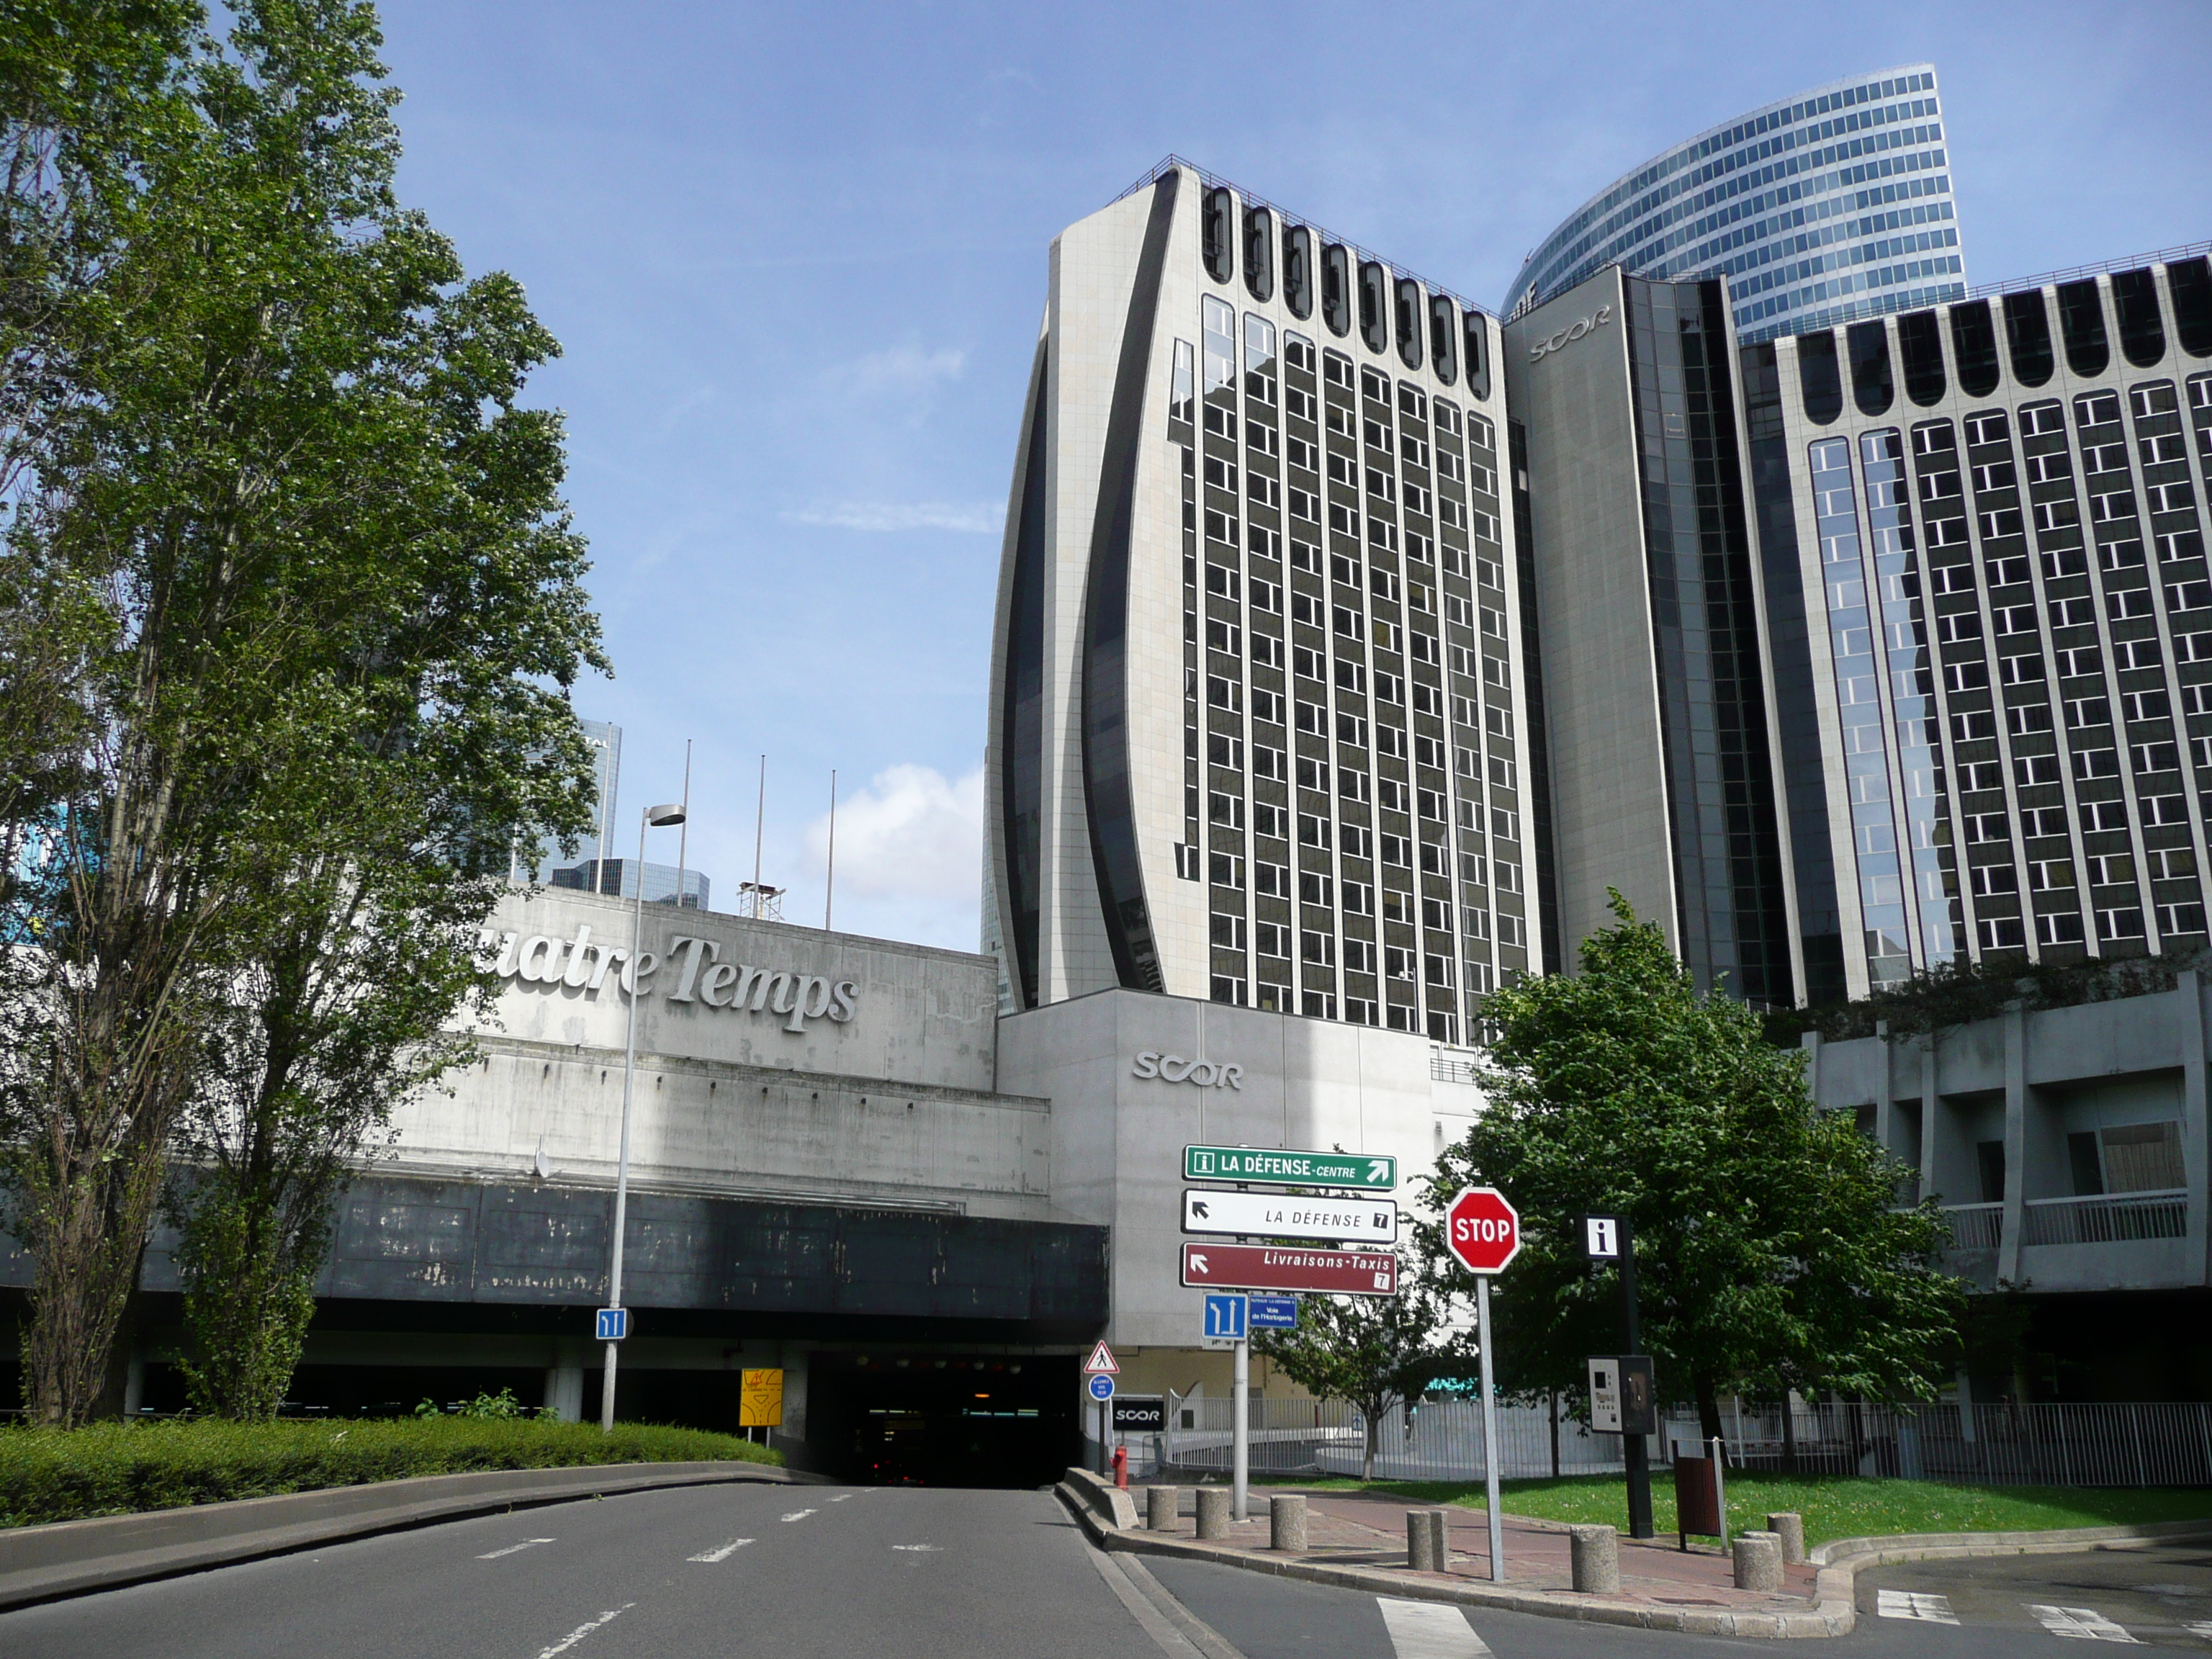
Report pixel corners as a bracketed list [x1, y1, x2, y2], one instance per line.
[806, 1351, 1078, 1487]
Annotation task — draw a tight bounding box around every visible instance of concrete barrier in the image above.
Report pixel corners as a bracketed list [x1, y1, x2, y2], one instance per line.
[1766, 1511, 1804, 1565]
[1568, 1524, 1619, 1593]
[1406, 1509, 1447, 1570]
[1059, 1467, 1138, 1530]
[1270, 1494, 1306, 1552]
[1734, 1530, 1783, 1591]
[1195, 1488, 1231, 1539]
[1147, 1485, 1179, 1531]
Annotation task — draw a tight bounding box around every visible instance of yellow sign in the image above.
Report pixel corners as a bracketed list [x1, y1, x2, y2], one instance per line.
[739, 1368, 783, 1428]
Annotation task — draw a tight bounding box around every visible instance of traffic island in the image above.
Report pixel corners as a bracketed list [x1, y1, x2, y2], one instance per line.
[1057, 1482, 2212, 1640]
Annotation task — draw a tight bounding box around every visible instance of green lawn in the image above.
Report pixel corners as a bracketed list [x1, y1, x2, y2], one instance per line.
[0, 1416, 778, 1529]
[1252, 1471, 2212, 1547]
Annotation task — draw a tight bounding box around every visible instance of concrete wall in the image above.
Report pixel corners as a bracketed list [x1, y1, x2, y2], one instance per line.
[1807, 973, 2209, 1294]
[392, 888, 1049, 1219]
[997, 988, 1480, 1356]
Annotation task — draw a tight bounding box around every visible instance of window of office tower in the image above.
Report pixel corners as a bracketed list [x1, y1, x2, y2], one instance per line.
[1810, 436, 1912, 985]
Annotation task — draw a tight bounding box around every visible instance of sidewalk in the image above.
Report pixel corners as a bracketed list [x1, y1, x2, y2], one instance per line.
[1154, 1486, 1817, 1609]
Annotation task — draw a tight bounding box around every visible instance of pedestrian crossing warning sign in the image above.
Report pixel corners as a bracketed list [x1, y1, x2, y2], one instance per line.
[1082, 1341, 1118, 1375]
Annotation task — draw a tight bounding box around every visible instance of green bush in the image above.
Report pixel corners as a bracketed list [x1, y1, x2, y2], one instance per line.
[0, 1415, 778, 1529]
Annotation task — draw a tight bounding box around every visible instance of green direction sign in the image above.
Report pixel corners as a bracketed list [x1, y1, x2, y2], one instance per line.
[1183, 1145, 1398, 1192]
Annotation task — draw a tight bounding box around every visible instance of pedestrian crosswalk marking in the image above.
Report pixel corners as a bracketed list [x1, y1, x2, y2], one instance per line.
[2183, 1621, 2212, 1640]
[1377, 1597, 1493, 1658]
[2027, 1604, 2139, 1642]
[688, 1537, 753, 1562]
[1878, 1590, 1959, 1624]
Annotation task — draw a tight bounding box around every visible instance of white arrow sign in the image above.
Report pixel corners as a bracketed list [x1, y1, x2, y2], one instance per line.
[1181, 1188, 1400, 1246]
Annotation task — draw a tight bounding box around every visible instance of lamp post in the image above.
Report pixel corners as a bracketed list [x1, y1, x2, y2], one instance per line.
[601, 800, 686, 1433]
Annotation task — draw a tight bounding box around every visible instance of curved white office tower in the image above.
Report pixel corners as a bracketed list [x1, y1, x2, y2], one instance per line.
[984, 161, 1547, 1038]
[1507, 65, 1967, 344]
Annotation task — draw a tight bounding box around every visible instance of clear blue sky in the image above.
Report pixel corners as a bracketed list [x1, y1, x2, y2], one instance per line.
[374, 0, 2212, 951]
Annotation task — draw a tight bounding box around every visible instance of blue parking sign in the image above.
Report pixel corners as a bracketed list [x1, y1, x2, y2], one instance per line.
[595, 1307, 629, 1341]
[1202, 1293, 1249, 1341]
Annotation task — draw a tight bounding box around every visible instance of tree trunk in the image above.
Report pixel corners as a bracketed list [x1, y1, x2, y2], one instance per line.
[1363, 1410, 1377, 1482]
[1781, 1390, 1799, 1474]
[1549, 1389, 1560, 1479]
[1694, 1372, 1725, 1448]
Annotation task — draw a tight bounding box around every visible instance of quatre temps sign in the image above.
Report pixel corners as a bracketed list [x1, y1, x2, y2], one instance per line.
[480, 922, 860, 1035]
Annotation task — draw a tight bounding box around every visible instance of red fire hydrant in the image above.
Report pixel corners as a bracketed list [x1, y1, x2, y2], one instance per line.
[1111, 1444, 1129, 1490]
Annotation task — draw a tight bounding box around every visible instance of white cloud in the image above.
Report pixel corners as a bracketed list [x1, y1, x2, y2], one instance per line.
[845, 345, 967, 395]
[785, 500, 1003, 533]
[807, 763, 983, 904]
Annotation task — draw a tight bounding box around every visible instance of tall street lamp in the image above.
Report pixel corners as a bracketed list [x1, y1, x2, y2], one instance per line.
[601, 800, 686, 1432]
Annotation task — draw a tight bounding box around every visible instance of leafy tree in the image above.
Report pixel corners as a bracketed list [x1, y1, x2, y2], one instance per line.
[1251, 1256, 1452, 1480]
[1421, 893, 1964, 1444]
[0, 0, 604, 1424]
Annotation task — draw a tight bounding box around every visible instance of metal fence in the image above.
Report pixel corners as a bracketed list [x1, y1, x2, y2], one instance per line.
[2020, 1191, 2188, 1247]
[1141, 1393, 2212, 1488]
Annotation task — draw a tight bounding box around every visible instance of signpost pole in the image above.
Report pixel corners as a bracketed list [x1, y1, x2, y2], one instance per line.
[1477, 1276, 1504, 1582]
[1620, 1216, 1653, 1539]
[1097, 1399, 1107, 1477]
[1232, 1333, 1250, 1521]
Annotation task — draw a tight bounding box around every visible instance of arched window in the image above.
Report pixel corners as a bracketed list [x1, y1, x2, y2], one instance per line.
[2002, 292, 2054, 387]
[1897, 311, 1946, 406]
[1359, 261, 1388, 354]
[1395, 277, 1423, 371]
[1243, 207, 1274, 303]
[1321, 244, 1352, 337]
[1798, 331, 1843, 424]
[1949, 301, 2000, 398]
[1202, 187, 1234, 284]
[2110, 269, 2166, 368]
[1283, 226, 1314, 320]
[2168, 257, 2212, 358]
[1464, 314, 1490, 401]
[2055, 280, 2108, 378]
[1429, 295, 1458, 385]
[1848, 321, 1894, 416]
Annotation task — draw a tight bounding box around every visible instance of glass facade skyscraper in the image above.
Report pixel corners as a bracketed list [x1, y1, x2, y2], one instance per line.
[1507, 65, 1967, 345]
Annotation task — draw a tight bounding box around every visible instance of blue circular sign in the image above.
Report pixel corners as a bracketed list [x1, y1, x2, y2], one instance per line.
[1087, 1373, 1115, 1401]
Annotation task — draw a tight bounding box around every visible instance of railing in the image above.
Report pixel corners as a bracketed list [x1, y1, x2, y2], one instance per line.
[1143, 1395, 2212, 1488]
[2020, 1190, 2188, 1248]
[1963, 240, 2212, 302]
[1431, 1051, 1483, 1086]
[1941, 1201, 2003, 1250]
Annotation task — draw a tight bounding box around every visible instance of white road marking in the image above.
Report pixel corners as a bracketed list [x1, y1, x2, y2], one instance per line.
[1378, 1596, 1493, 1658]
[688, 1537, 754, 1563]
[891, 1544, 940, 1552]
[781, 1509, 817, 1523]
[2182, 1621, 2212, 1640]
[477, 1538, 555, 1560]
[536, 1604, 632, 1658]
[830, 1494, 853, 1502]
[1878, 1590, 1959, 1624]
[2028, 1605, 2139, 1642]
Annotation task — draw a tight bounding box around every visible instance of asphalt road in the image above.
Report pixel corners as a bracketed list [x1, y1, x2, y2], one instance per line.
[0, 1483, 1156, 1659]
[3, 1488, 2206, 1658]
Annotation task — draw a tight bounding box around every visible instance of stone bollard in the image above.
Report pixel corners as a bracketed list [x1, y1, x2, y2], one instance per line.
[1765, 1511, 1805, 1565]
[1148, 1486, 1179, 1532]
[1195, 1487, 1231, 1540]
[1270, 1493, 1307, 1552]
[1568, 1524, 1619, 1593]
[1733, 1530, 1783, 1591]
[1406, 1508, 1447, 1570]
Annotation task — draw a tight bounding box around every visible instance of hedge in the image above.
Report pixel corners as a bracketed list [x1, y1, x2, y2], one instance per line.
[0, 1416, 778, 1529]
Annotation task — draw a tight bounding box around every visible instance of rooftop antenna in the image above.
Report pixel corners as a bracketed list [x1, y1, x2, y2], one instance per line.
[824, 769, 837, 931]
[673, 738, 693, 909]
[752, 754, 765, 902]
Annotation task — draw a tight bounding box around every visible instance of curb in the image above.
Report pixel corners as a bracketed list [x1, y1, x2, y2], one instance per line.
[0, 1458, 820, 1613]
[1055, 1488, 2212, 1640]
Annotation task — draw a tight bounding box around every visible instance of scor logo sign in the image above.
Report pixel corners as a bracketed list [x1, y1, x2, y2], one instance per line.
[1527, 303, 1614, 362]
[1131, 1052, 1244, 1089]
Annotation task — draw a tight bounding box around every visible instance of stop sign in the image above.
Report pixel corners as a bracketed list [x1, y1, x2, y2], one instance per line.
[1444, 1187, 1521, 1274]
